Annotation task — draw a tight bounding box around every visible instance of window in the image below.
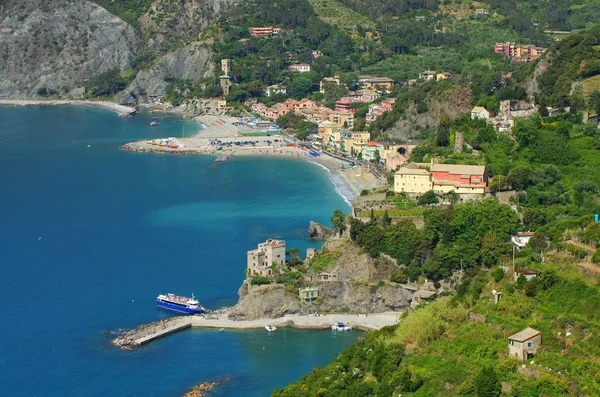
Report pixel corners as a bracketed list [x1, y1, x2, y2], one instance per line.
[527, 342, 531, 347]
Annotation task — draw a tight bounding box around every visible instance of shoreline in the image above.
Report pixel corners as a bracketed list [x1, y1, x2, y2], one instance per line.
[0, 99, 136, 115]
[122, 114, 385, 204]
[113, 311, 400, 349]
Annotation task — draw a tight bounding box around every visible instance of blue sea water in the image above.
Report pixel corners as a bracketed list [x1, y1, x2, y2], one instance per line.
[0, 106, 357, 396]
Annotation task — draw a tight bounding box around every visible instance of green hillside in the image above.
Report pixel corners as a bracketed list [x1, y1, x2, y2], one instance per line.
[274, 256, 600, 396]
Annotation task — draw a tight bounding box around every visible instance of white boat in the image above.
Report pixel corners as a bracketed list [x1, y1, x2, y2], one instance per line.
[265, 325, 277, 332]
[150, 121, 158, 126]
[331, 321, 352, 331]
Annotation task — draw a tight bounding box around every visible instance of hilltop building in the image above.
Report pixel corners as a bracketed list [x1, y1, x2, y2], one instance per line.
[320, 76, 344, 93]
[471, 106, 490, 120]
[247, 239, 286, 277]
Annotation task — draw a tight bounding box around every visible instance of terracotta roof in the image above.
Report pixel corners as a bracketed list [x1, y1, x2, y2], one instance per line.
[508, 327, 541, 342]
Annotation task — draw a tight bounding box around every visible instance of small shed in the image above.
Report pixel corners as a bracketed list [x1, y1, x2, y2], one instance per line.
[508, 327, 541, 361]
[513, 270, 538, 282]
[411, 289, 437, 308]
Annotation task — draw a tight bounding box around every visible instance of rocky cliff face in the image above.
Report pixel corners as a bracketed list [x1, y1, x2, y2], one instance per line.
[121, 42, 215, 104]
[0, 0, 140, 98]
[0, 0, 234, 100]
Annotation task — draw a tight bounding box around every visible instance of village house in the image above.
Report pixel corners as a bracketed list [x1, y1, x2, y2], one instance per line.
[366, 99, 396, 125]
[354, 89, 380, 102]
[250, 26, 281, 37]
[342, 131, 371, 156]
[499, 99, 537, 119]
[419, 70, 437, 81]
[495, 42, 546, 63]
[264, 84, 286, 97]
[318, 122, 343, 141]
[247, 239, 286, 277]
[319, 76, 344, 93]
[299, 106, 333, 123]
[508, 327, 542, 361]
[471, 106, 490, 120]
[335, 98, 354, 113]
[361, 142, 381, 162]
[511, 231, 535, 248]
[318, 272, 339, 281]
[358, 75, 395, 93]
[299, 286, 319, 301]
[513, 270, 538, 282]
[394, 166, 433, 194]
[329, 110, 354, 128]
[411, 289, 437, 309]
[289, 63, 311, 73]
[474, 8, 489, 15]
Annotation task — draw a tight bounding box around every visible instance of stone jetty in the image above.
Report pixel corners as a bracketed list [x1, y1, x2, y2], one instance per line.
[112, 312, 400, 349]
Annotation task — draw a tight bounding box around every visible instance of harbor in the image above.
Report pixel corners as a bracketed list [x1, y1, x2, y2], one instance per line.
[112, 311, 401, 349]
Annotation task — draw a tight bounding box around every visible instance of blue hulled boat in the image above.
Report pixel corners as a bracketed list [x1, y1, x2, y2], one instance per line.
[156, 293, 206, 314]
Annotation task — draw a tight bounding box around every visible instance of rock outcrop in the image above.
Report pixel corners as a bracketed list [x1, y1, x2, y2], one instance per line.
[229, 282, 303, 320]
[0, 0, 140, 98]
[308, 221, 333, 240]
[122, 42, 215, 104]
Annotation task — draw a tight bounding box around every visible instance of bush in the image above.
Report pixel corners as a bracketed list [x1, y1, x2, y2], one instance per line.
[418, 190, 438, 206]
[250, 276, 271, 285]
[473, 366, 501, 397]
[492, 268, 505, 283]
[86, 68, 127, 97]
[391, 269, 409, 284]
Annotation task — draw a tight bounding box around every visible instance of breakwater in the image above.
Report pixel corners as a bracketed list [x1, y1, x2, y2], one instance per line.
[112, 312, 400, 349]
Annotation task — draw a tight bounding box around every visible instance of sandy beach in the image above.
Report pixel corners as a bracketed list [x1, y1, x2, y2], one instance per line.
[0, 99, 136, 115]
[122, 113, 386, 201]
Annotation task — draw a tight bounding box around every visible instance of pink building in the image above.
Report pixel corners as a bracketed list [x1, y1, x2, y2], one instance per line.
[251, 26, 281, 37]
[430, 164, 487, 193]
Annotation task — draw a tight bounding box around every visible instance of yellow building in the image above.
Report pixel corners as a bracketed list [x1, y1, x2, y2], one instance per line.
[394, 167, 433, 194]
[342, 131, 370, 156]
[329, 111, 354, 128]
[318, 122, 342, 141]
[358, 75, 395, 93]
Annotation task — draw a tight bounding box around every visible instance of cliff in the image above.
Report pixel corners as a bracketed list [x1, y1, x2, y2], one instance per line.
[0, 0, 232, 100]
[0, 0, 139, 98]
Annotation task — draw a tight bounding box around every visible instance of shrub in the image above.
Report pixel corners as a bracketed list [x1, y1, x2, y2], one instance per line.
[250, 276, 271, 286]
[492, 268, 505, 283]
[418, 190, 438, 206]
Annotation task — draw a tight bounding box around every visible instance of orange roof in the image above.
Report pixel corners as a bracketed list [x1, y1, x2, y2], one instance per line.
[367, 141, 378, 146]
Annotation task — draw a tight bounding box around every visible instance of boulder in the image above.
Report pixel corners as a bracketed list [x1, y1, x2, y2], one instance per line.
[308, 221, 333, 240]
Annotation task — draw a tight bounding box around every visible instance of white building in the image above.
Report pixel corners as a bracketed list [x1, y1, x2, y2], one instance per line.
[471, 106, 490, 120]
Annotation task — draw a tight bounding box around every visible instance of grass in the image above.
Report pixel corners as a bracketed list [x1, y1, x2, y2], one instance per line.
[581, 74, 600, 96]
[307, 0, 376, 35]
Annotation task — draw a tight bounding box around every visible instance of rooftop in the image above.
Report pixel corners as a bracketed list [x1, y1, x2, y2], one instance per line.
[430, 164, 486, 176]
[508, 327, 541, 342]
[396, 167, 430, 176]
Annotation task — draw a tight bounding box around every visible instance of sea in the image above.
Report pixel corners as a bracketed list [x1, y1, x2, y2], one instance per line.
[0, 106, 358, 396]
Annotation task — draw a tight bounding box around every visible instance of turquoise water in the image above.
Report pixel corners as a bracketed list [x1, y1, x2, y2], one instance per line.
[0, 106, 357, 396]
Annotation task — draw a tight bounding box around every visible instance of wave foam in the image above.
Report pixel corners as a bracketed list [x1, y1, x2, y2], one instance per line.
[309, 161, 355, 207]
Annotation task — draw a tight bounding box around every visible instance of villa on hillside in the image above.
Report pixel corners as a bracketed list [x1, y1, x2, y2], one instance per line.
[495, 42, 546, 63]
[247, 239, 286, 277]
[289, 63, 311, 73]
[394, 162, 487, 196]
[251, 26, 281, 37]
[358, 75, 395, 93]
[471, 106, 490, 120]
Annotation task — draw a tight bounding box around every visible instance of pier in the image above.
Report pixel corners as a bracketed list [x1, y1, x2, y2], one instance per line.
[112, 312, 400, 349]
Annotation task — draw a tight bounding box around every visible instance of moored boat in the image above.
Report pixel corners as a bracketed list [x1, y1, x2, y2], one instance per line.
[156, 293, 206, 314]
[331, 321, 352, 331]
[265, 325, 277, 332]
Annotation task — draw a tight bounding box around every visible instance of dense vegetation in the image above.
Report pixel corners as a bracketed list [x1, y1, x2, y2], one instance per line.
[274, 255, 600, 396]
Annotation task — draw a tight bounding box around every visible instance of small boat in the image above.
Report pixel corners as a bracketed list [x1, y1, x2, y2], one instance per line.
[156, 293, 206, 314]
[331, 321, 352, 331]
[150, 121, 158, 126]
[265, 325, 277, 332]
[219, 328, 225, 333]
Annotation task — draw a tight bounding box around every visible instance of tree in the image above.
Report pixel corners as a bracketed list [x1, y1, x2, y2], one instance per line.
[508, 166, 534, 191]
[480, 233, 510, 267]
[473, 366, 501, 397]
[489, 175, 509, 192]
[331, 210, 347, 236]
[87, 68, 127, 97]
[418, 190, 439, 206]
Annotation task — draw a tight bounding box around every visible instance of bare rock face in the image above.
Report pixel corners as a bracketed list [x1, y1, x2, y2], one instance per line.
[228, 282, 302, 320]
[0, 0, 140, 98]
[308, 221, 333, 240]
[316, 282, 412, 313]
[122, 42, 215, 103]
